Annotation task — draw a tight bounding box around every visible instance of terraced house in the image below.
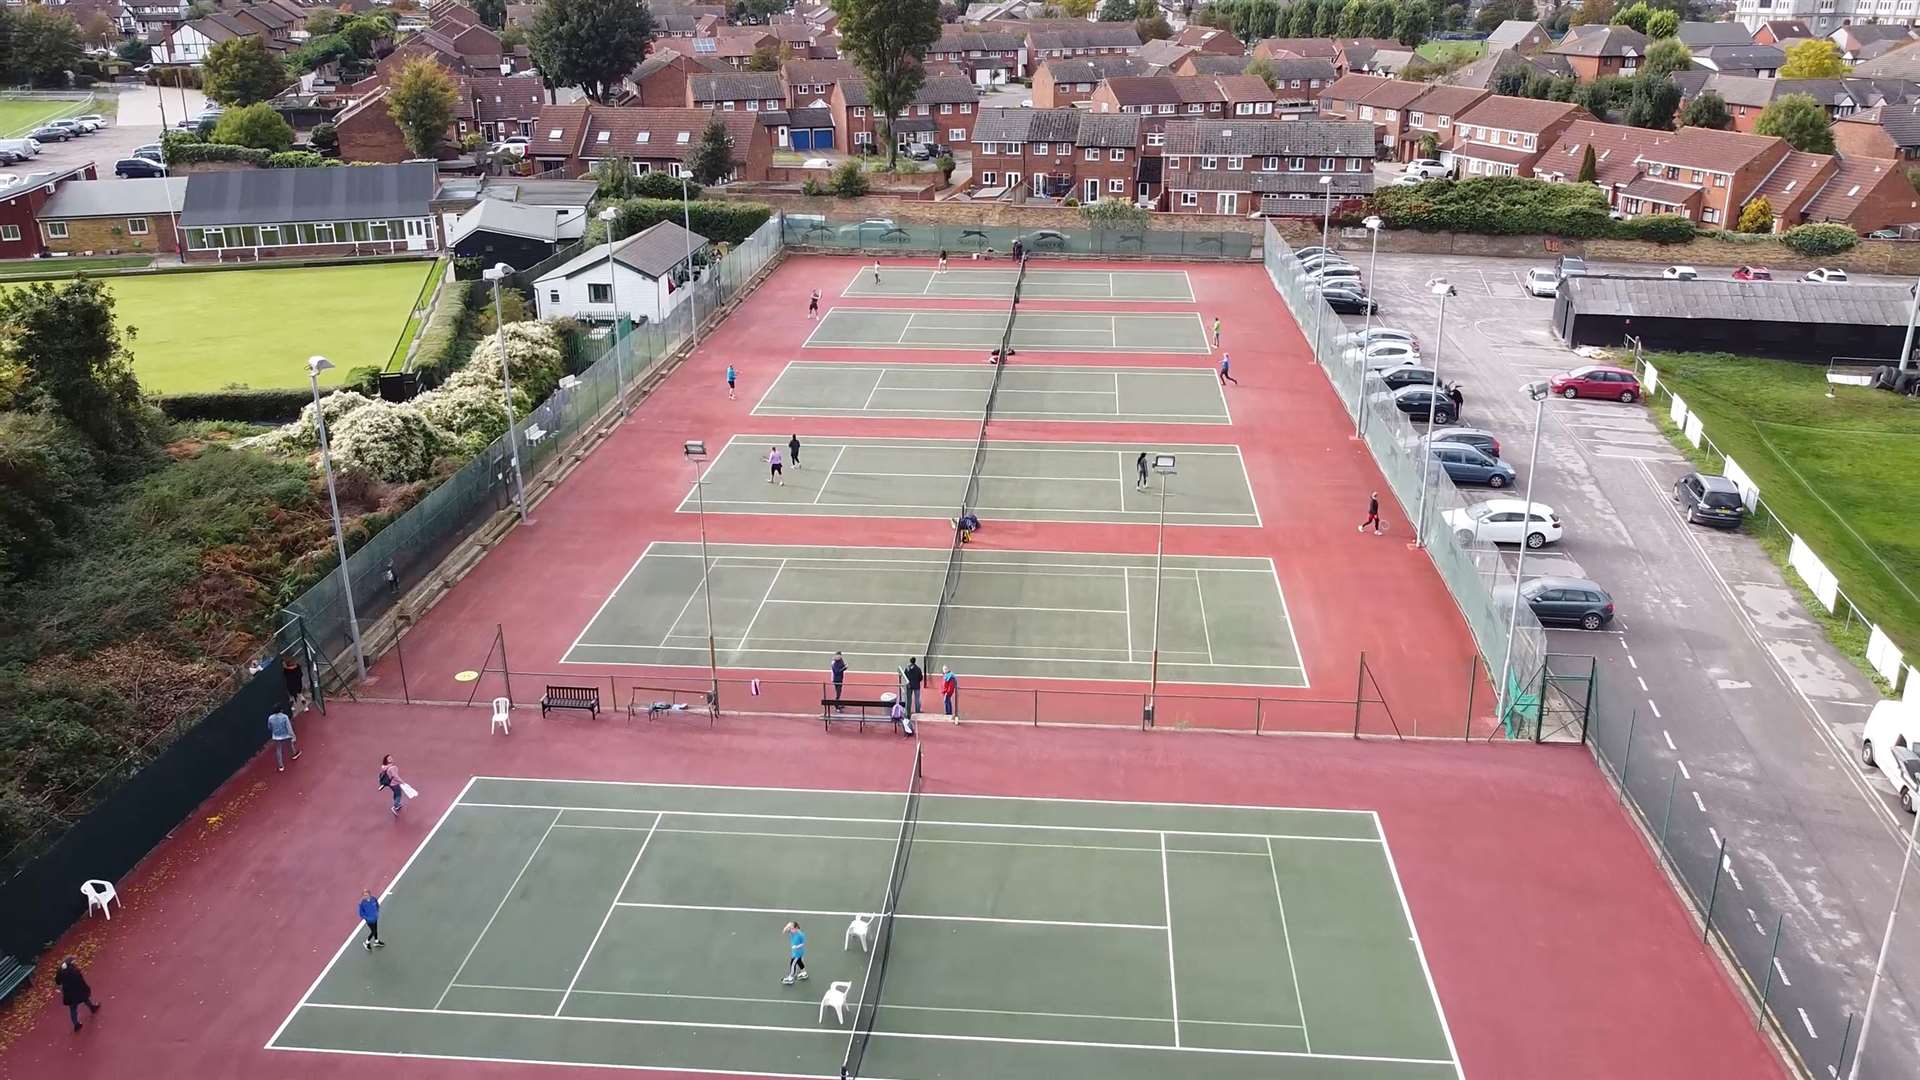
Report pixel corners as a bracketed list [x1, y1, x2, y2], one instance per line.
[829, 75, 978, 153]
[1162, 119, 1374, 216]
[926, 28, 1027, 84]
[1446, 95, 1591, 177]
[1033, 57, 1153, 108]
[967, 108, 1145, 204]
[1317, 72, 1428, 159]
[525, 105, 769, 181]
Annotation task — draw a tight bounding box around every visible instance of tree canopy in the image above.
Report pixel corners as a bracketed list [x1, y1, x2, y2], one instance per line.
[0, 279, 150, 458]
[203, 35, 292, 105]
[832, 0, 942, 171]
[387, 57, 460, 159]
[687, 117, 736, 185]
[1754, 93, 1835, 153]
[1779, 38, 1848, 79]
[530, 0, 656, 103]
[1679, 90, 1731, 130]
[211, 103, 296, 151]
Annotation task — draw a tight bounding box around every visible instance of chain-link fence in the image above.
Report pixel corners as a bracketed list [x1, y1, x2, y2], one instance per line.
[783, 215, 1257, 260]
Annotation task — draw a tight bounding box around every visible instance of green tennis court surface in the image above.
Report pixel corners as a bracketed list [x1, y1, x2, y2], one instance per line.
[563, 542, 1305, 687]
[806, 308, 1212, 353]
[682, 435, 1259, 526]
[754, 362, 1230, 424]
[841, 267, 1196, 302]
[268, 775, 1461, 1080]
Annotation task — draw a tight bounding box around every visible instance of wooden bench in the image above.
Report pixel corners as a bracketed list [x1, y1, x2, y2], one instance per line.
[0, 955, 32, 1005]
[821, 697, 908, 734]
[540, 685, 601, 717]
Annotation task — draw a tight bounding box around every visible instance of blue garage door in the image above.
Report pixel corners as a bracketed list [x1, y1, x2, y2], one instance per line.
[812, 128, 834, 150]
[792, 128, 813, 151]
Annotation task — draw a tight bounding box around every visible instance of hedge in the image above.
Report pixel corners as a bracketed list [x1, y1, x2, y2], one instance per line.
[601, 198, 773, 246]
[1782, 222, 1859, 257]
[1370, 177, 1615, 238]
[167, 142, 273, 167]
[410, 279, 474, 387]
[1610, 213, 1697, 244]
[153, 386, 317, 422]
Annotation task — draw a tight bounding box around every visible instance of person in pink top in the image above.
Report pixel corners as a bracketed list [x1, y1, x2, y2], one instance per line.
[767, 446, 784, 485]
[379, 754, 406, 816]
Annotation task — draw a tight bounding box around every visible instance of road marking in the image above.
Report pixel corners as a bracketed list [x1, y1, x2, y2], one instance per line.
[1693, 791, 1707, 813]
[1774, 958, 1792, 986]
[1709, 826, 1722, 848]
[1637, 676, 1649, 692]
[1627, 655, 1638, 669]
[1648, 700, 1663, 720]
[1797, 1007, 1817, 1038]
[1677, 760, 1691, 780]
[1663, 729, 1676, 751]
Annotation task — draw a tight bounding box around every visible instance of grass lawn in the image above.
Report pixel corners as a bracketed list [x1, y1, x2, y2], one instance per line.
[1415, 40, 1487, 65]
[1647, 351, 1920, 660]
[0, 254, 154, 279]
[0, 95, 97, 138]
[3, 261, 439, 395]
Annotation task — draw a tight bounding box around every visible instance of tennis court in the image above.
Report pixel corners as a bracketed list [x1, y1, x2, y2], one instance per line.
[682, 435, 1259, 526]
[562, 542, 1305, 687]
[805, 308, 1212, 354]
[267, 765, 1461, 1080]
[753, 362, 1231, 424]
[841, 267, 1196, 302]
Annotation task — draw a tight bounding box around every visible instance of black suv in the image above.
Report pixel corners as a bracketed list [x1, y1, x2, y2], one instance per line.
[1673, 472, 1745, 528]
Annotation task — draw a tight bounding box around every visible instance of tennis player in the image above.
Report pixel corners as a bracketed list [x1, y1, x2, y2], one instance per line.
[782, 921, 809, 985]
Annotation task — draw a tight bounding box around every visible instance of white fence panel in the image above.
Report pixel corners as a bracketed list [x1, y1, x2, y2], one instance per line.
[1788, 534, 1840, 612]
[1722, 455, 1760, 512]
[1683, 412, 1705, 447]
[1866, 626, 1905, 689]
[1642, 362, 1659, 395]
[1906, 666, 1920, 704]
[1669, 392, 1688, 428]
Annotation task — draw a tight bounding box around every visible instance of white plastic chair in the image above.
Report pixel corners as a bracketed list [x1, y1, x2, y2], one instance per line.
[845, 913, 874, 952]
[819, 980, 853, 1024]
[491, 697, 511, 735]
[81, 879, 118, 920]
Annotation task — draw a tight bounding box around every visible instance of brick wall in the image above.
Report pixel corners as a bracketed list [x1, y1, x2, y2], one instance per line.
[338, 106, 415, 164]
[43, 215, 179, 255]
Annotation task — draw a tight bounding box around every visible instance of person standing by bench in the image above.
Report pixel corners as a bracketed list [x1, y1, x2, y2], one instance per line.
[902, 658, 924, 714]
[829, 652, 846, 711]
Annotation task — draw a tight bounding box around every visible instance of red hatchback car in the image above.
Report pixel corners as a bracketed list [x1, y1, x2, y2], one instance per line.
[1549, 365, 1641, 402]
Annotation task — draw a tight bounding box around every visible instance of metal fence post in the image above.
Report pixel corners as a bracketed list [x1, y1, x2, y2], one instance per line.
[1703, 837, 1728, 942]
[1834, 1012, 1856, 1077]
[1463, 656, 1476, 740]
[1619, 706, 1639, 786]
[497, 622, 514, 706]
[1352, 651, 1367, 738]
[1757, 913, 1784, 1029]
[1660, 766, 1679, 848]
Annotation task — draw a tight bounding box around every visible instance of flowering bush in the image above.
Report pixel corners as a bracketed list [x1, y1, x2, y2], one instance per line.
[253, 390, 376, 454]
[459, 321, 567, 403]
[415, 381, 510, 455]
[326, 399, 448, 483]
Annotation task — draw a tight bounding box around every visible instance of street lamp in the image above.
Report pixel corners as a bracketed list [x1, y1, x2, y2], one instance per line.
[597, 206, 627, 416]
[1355, 214, 1385, 439]
[681, 172, 701, 347]
[306, 355, 367, 681]
[1495, 381, 1552, 726]
[1848, 805, 1920, 1080]
[684, 440, 721, 709]
[482, 263, 530, 524]
[1144, 453, 1178, 727]
[1413, 278, 1456, 548]
[1314, 175, 1336, 356]
[1897, 278, 1920, 374]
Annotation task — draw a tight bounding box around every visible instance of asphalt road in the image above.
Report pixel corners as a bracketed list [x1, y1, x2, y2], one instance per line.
[1347, 249, 1920, 1078]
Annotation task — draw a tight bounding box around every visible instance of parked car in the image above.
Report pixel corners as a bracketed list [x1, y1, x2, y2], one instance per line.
[1504, 575, 1616, 630]
[115, 157, 167, 178]
[1803, 267, 1849, 284]
[72, 114, 108, 131]
[0, 137, 40, 158]
[1662, 265, 1698, 280]
[1426, 440, 1512, 487]
[133, 143, 164, 163]
[1392, 172, 1427, 186]
[902, 141, 934, 161]
[1342, 326, 1415, 349]
[1405, 158, 1450, 180]
[1524, 267, 1559, 297]
[1308, 266, 1363, 287]
[1378, 365, 1439, 391]
[1861, 700, 1920, 813]
[1555, 254, 1589, 279]
[1549, 364, 1640, 402]
[1355, 340, 1421, 368]
[26, 125, 70, 142]
[1293, 245, 1333, 261]
[1322, 288, 1378, 315]
[1420, 427, 1500, 459]
[1673, 471, 1746, 528]
[46, 119, 86, 137]
[1732, 265, 1772, 281]
[0, 147, 27, 164]
[1443, 499, 1563, 549]
[1393, 384, 1459, 425]
[1299, 253, 1352, 272]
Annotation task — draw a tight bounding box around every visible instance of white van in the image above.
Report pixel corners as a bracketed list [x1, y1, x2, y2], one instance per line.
[1860, 699, 1920, 813]
[0, 138, 40, 159]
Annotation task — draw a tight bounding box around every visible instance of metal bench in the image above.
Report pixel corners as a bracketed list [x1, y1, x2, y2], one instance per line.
[540, 685, 601, 717]
[821, 697, 908, 734]
[0, 955, 32, 1005]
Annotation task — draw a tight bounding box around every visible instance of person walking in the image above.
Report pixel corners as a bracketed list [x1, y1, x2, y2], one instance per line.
[359, 889, 386, 950]
[1211, 316, 1222, 348]
[1218, 353, 1237, 385]
[870, 261, 881, 284]
[725, 364, 737, 400]
[807, 290, 820, 319]
[781, 921, 809, 985]
[767, 445, 785, 485]
[378, 754, 408, 816]
[281, 654, 306, 710]
[55, 957, 100, 1033]
[1358, 491, 1383, 535]
[1135, 451, 1150, 492]
[787, 434, 802, 470]
[266, 706, 300, 771]
[902, 658, 924, 714]
[830, 652, 847, 710]
[941, 666, 958, 719]
[937, 250, 949, 274]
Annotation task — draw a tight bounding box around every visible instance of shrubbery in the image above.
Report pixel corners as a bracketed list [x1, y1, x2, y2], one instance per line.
[1611, 213, 1697, 244]
[1370, 177, 1615, 238]
[326, 398, 446, 482]
[1782, 222, 1859, 256]
[0, 413, 102, 584]
[155, 387, 316, 423]
[410, 280, 474, 387]
[415, 382, 508, 454]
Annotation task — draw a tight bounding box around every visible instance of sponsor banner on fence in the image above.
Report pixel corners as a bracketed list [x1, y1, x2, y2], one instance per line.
[1722, 455, 1759, 511]
[1907, 665, 1920, 704]
[1866, 626, 1906, 689]
[1787, 534, 1840, 612]
[1683, 412, 1705, 448]
[1669, 392, 1687, 428]
[1642, 362, 1659, 395]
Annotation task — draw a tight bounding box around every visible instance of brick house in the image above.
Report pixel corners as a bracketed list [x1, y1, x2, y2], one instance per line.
[688, 72, 787, 114]
[1247, 57, 1337, 115]
[1833, 103, 1920, 160]
[1678, 74, 1920, 134]
[526, 104, 770, 180]
[468, 74, 550, 143]
[335, 73, 545, 161]
[1535, 121, 1787, 228]
[1799, 157, 1920, 232]
[1252, 38, 1340, 63]
[1447, 96, 1590, 177]
[1162, 119, 1374, 216]
[686, 28, 777, 70]
[626, 47, 724, 107]
[1033, 57, 1151, 109]
[784, 57, 860, 108]
[1317, 73, 1427, 159]
[1075, 113, 1147, 205]
[1172, 25, 1245, 55]
[927, 29, 1026, 84]
[35, 178, 182, 256]
[1830, 24, 1916, 65]
[967, 108, 1144, 203]
[1089, 76, 1279, 157]
[1752, 20, 1813, 47]
[1485, 20, 1551, 55]
[1026, 23, 1142, 65]
[829, 75, 977, 153]
[1396, 84, 1490, 162]
[1551, 25, 1646, 82]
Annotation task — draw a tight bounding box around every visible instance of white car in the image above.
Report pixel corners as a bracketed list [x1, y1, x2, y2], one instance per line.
[1662, 265, 1698, 280]
[1298, 252, 1351, 271]
[1355, 340, 1422, 369]
[1309, 264, 1363, 282]
[1804, 267, 1850, 284]
[1524, 268, 1559, 297]
[1443, 499, 1563, 549]
[1405, 158, 1449, 179]
[1343, 326, 1416, 348]
[1392, 172, 1427, 186]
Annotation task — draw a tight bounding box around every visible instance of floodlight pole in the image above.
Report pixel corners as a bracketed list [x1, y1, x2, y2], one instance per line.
[599, 206, 627, 416]
[485, 264, 530, 524]
[683, 173, 700, 347]
[1356, 214, 1384, 439]
[1496, 383, 1551, 726]
[1847, 803, 1920, 1080]
[1145, 454, 1176, 727]
[307, 355, 367, 681]
[1414, 279, 1454, 548]
[1898, 278, 1920, 373]
[1314, 174, 1334, 345]
[685, 442, 721, 708]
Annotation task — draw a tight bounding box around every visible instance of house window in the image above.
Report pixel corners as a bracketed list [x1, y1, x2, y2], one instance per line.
[260, 225, 280, 245]
[1085, 147, 1099, 160]
[1180, 191, 1198, 206]
[961, 103, 972, 113]
[1439, 114, 1451, 127]
[949, 128, 967, 141]
[1321, 157, 1334, 170]
[1291, 157, 1305, 170]
[549, 289, 561, 304]
[588, 282, 612, 303]
[1146, 131, 1165, 146]
[1202, 156, 1218, 168]
[128, 217, 150, 235]
[747, 101, 759, 111]
[980, 171, 998, 185]
[45, 221, 68, 239]
[1703, 207, 1720, 223]
[855, 130, 873, 144]
[723, 101, 735, 110]
[369, 221, 390, 241]
[1227, 156, 1244, 169]
[1166, 156, 1181, 169]
[1264, 156, 1279, 171]
[1714, 173, 1726, 187]
[1158, 104, 1174, 114]
[1524, 133, 1535, 149]
[1360, 105, 1374, 120]
[981, 143, 996, 155]
[853, 106, 866, 117]
[1347, 158, 1362, 171]
[1110, 148, 1124, 161]
[1109, 178, 1125, 192]
[635, 132, 650, 143]
[1411, 112, 1424, 127]
[1691, 169, 1704, 182]
[941, 103, 952, 113]
[918, 105, 930, 115]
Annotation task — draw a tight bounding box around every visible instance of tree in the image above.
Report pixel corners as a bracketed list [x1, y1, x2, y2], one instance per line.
[387, 57, 459, 159]
[1644, 8, 1678, 37]
[1474, 0, 1530, 32]
[746, 44, 782, 70]
[1577, 143, 1597, 182]
[529, 0, 656, 103]
[1367, 0, 1396, 38]
[1394, 3, 1431, 46]
[1624, 74, 1680, 129]
[310, 121, 339, 154]
[202, 37, 290, 105]
[81, 12, 117, 48]
[1245, 56, 1278, 89]
[1737, 197, 1775, 234]
[829, 159, 870, 197]
[1417, 131, 1439, 157]
[1779, 38, 1847, 79]
[1287, 0, 1320, 35]
[4, 7, 84, 86]
[1755, 93, 1835, 153]
[687, 117, 736, 184]
[1097, 0, 1137, 19]
[1081, 198, 1149, 230]
[1640, 37, 1691, 79]
[211, 102, 296, 150]
[473, 0, 507, 27]
[1571, 0, 1616, 24]
[1135, 12, 1173, 39]
[1059, 0, 1097, 15]
[1313, 0, 1341, 36]
[1338, 0, 1366, 37]
[833, 0, 941, 172]
[116, 38, 153, 66]
[1610, 1, 1650, 31]
[0, 279, 149, 457]
[1679, 90, 1731, 129]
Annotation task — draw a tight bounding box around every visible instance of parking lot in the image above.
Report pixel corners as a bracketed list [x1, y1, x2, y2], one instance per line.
[1, 85, 204, 187]
[1346, 247, 1920, 1067]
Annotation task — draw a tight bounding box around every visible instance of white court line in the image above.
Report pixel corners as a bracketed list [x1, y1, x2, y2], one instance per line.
[433, 809, 565, 1009]
[654, 571, 709, 648]
[1374, 811, 1467, 1079]
[292, 1001, 1455, 1065]
[1160, 832, 1182, 1048]
[732, 558, 788, 658]
[858, 370, 887, 412]
[721, 434, 1247, 457]
[811, 445, 848, 504]
[611, 901, 1168, 932]
[1193, 573, 1217, 666]
[555, 811, 661, 1016]
[1267, 836, 1311, 1053]
[640, 542, 1284, 573]
[619, 638, 1299, 674]
[1123, 566, 1134, 663]
[554, 821, 1278, 858]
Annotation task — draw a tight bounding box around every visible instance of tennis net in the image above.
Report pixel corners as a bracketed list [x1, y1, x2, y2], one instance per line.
[839, 744, 925, 1080]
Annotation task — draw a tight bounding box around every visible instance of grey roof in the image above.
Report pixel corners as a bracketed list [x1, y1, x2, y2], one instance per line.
[1485, 20, 1544, 51]
[38, 177, 188, 219]
[1268, 57, 1338, 82]
[1029, 25, 1142, 51]
[451, 198, 572, 244]
[1553, 25, 1647, 57]
[1180, 54, 1252, 76]
[1561, 276, 1915, 325]
[970, 106, 1080, 144]
[1164, 118, 1373, 156]
[1847, 103, 1920, 147]
[839, 74, 978, 107]
[689, 72, 787, 102]
[789, 106, 834, 127]
[1076, 112, 1139, 148]
[479, 177, 599, 207]
[1854, 42, 1920, 80]
[180, 163, 436, 227]
[1043, 56, 1152, 83]
[1675, 21, 1754, 49]
[931, 30, 1023, 53]
[1447, 48, 1571, 89]
[536, 219, 709, 282]
[1694, 44, 1784, 71]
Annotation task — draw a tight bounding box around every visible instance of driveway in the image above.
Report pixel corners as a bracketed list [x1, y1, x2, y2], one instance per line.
[1350, 248, 1920, 1077]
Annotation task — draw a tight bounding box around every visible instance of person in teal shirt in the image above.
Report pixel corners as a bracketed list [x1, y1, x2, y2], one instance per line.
[781, 920, 809, 985]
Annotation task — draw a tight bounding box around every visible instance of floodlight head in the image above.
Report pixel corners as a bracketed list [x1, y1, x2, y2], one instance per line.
[598, 207, 619, 221]
[683, 440, 707, 458]
[1429, 278, 1456, 298]
[481, 265, 508, 282]
[1363, 215, 1383, 231]
[1153, 453, 1177, 473]
[307, 355, 333, 375]
[1317, 175, 1333, 186]
[1524, 380, 1551, 401]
